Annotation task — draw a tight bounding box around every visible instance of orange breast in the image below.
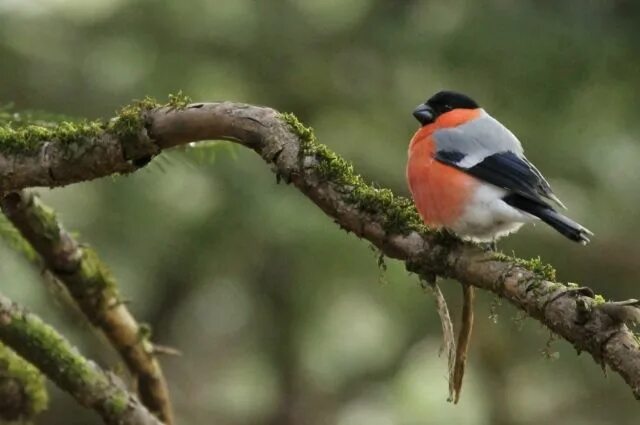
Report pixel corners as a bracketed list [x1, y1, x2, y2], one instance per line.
[407, 125, 477, 227]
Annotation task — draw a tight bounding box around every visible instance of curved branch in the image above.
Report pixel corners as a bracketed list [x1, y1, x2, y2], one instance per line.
[0, 292, 162, 425]
[0, 191, 173, 424]
[1, 100, 639, 398]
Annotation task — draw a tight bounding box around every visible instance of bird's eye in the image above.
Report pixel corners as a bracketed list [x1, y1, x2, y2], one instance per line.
[443, 104, 453, 111]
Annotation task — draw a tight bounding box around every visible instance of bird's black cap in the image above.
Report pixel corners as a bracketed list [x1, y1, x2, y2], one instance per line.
[413, 91, 479, 125]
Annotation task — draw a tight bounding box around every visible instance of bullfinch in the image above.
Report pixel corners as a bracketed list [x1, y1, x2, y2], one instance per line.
[407, 90, 592, 244]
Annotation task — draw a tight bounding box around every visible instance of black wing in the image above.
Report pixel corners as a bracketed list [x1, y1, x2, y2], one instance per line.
[436, 150, 558, 207]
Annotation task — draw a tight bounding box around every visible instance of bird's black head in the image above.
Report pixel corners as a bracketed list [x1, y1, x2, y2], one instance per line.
[413, 91, 479, 125]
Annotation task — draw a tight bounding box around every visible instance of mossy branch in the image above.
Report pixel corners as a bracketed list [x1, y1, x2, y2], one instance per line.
[0, 292, 162, 425]
[0, 98, 639, 399]
[0, 191, 173, 424]
[0, 342, 48, 421]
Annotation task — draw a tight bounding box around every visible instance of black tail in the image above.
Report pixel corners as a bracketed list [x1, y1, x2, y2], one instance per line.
[503, 194, 593, 244]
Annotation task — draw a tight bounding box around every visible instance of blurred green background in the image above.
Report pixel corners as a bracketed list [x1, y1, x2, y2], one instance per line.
[1, 0, 640, 424]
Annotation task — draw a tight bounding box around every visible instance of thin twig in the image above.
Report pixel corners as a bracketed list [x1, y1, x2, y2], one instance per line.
[423, 282, 456, 399]
[452, 284, 474, 404]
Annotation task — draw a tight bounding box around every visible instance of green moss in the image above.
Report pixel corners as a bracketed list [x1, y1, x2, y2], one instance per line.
[77, 247, 118, 292]
[280, 112, 427, 235]
[0, 120, 105, 155]
[25, 193, 119, 299]
[0, 342, 48, 418]
[0, 302, 102, 400]
[520, 257, 556, 281]
[279, 112, 315, 146]
[0, 92, 192, 157]
[593, 294, 606, 305]
[0, 297, 135, 419]
[109, 92, 192, 163]
[167, 90, 192, 109]
[368, 245, 389, 285]
[109, 96, 160, 141]
[0, 103, 106, 156]
[109, 91, 192, 140]
[0, 214, 38, 263]
[492, 253, 556, 281]
[104, 392, 129, 416]
[68, 247, 122, 321]
[28, 194, 62, 242]
[491, 252, 510, 262]
[0, 92, 191, 158]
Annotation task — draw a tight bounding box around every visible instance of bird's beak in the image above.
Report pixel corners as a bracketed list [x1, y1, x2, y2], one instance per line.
[413, 104, 435, 125]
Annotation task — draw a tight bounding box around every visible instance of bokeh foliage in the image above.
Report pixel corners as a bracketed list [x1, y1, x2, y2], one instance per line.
[1, 0, 639, 424]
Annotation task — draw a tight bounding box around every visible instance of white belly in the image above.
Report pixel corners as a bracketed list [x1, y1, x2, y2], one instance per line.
[450, 184, 537, 242]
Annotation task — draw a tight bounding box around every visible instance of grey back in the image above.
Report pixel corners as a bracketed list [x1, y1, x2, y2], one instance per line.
[433, 110, 523, 168]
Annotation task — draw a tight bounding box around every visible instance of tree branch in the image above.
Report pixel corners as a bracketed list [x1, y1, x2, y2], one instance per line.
[0, 292, 162, 425]
[0, 190, 173, 424]
[1, 99, 639, 399]
[0, 341, 48, 421]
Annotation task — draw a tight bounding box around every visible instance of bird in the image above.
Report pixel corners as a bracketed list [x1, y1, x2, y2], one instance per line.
[406, 90, 593, 245]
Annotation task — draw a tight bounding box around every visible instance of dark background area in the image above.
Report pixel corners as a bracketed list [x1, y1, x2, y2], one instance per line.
[1, 0, 640, 423]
